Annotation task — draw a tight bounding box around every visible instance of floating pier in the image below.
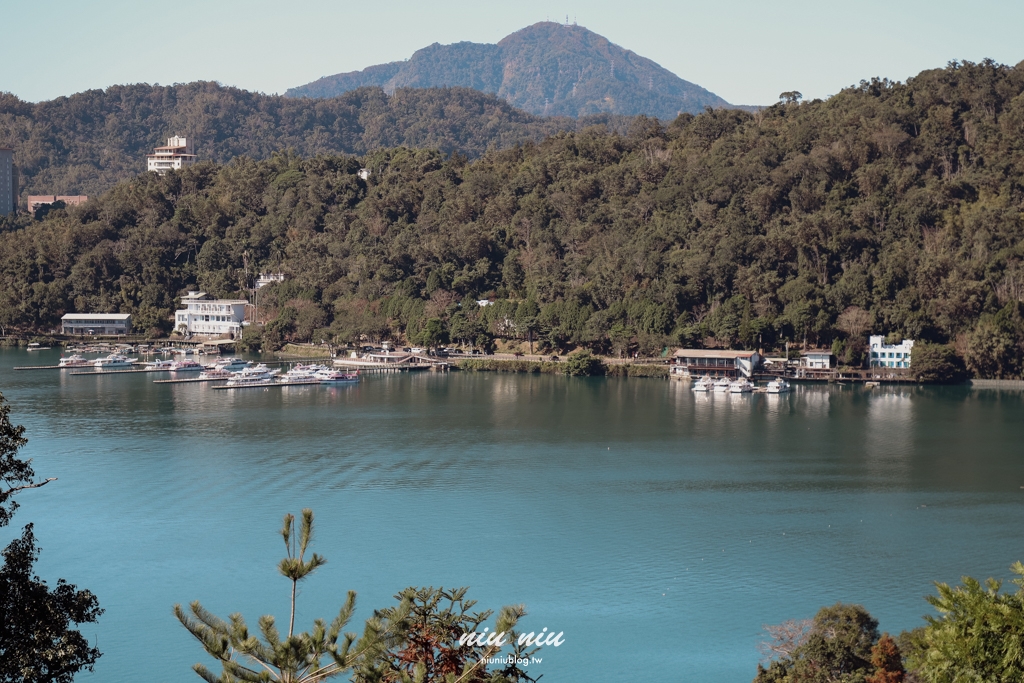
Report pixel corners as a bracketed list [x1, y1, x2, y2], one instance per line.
[212, 381, 325, 390]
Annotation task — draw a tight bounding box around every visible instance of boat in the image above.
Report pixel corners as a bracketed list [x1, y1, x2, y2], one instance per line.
[27, 342, 51, 351]
[93, 354, 137, 368]
[729, 378, 754, 393]
[282, 364, 327, 380]
[691, 375, 714, 392]
[315, 369, 359, 383]
[168, 359, 204, 371]
[224, 365, 280, 387]
[197, 368, 235, 380]
[144, 358, 177, 369]
[712, 377, 732, 392]
[766, 379, 791, 394]
[212, 357, 251, 371]
[58, 354, 90, 367]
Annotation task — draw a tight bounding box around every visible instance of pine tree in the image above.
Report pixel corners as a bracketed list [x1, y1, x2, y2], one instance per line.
[0, 391, 102, 683]
[175, 509, 410, 683]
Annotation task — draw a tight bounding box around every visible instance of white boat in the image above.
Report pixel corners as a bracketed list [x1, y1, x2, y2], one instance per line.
[212, 357, 251, 371]
[315, 369, 359, 383]
[93, 354, 137, 368]
[691, 375, 714, 392]
[224, 365, 280, 386]
[729, 378, 754, 393]
[58, 354, 90, 367]
[766, 379, 791, 393]
[282, 364, 327, 380]
[713, 377, 732, 392]
[27, 342, 51, 351]
[198, 368, 235, 380]
[145, 358, 177, 369]
[168, 359, 203, 371]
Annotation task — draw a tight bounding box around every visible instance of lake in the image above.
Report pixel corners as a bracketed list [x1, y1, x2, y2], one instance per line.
[1, 348, 1022, 682]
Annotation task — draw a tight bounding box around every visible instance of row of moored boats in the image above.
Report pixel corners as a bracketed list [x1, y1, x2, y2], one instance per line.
[55, 354, 358, 386]
[691, 376, 792, 394]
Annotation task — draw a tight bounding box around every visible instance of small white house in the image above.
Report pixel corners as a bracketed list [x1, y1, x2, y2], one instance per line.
[869, 335, 914, 369]
[174, 291, 247, 337]
[800, 350, 832, 369]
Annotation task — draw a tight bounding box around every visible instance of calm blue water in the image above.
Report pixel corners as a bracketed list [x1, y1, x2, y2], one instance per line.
[1, 348, 1023, 682]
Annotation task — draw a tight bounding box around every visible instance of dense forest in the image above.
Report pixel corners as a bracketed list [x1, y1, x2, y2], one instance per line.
[287, 22, 734, 119]
[3, 59, 1024, 377]
[0, 82, 631, 200]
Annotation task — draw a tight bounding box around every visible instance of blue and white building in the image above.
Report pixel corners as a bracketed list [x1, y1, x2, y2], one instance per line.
[869, 335, 914, 369]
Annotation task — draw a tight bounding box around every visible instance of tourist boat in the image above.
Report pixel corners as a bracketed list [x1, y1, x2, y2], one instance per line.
[168, 359, 204, 371]
[93, 354, 137, 368]
[27, 342, 51, 351]
[282, 364, 326, 380]
[729, 378, 755, 393]
[713, 377, 732, 392]
[691, 375, 714, 392]
[766, 379, 791, 394]
[315, 369, 359, 383]
[212, 357, 251, 371]
[145, 358, 177, 369]
[58, 354, 90, 367]
[224, 365, 280, 386]
[197, 367, 235, 380]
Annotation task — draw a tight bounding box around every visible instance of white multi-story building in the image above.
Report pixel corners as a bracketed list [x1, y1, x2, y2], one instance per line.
[869, 335, 914, 368]
[147, 136, 197, 175]
[174, 291, 247, 337]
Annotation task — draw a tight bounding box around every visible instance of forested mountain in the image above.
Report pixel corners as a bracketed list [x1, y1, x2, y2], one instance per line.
[0, 82, 628, 200]
[287, 22, 734, 119]
[3, 60, 1024, 378]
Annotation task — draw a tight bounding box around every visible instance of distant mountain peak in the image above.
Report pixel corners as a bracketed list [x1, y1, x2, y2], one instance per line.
[286, 22, 733, 119]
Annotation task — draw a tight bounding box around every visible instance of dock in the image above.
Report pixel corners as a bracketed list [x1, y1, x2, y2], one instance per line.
[153, 377, 228, 384]
[212, 381, 325, 390]
[69, 366, 174, 376]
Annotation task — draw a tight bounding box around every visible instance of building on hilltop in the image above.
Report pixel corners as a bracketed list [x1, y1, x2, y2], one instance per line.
[174, 291, 247, 338]
[0, 148, 16, 216]
[869, 335, 914, 368]
[255, 272, 284, 289]
[61, 313, 132, 336]
[147, 136, 197, 175]
[27, 195, 89, 214]
[671, 349, 762, 378]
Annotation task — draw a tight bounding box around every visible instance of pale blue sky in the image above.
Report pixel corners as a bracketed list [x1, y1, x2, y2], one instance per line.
[4, 0, 1022, 105]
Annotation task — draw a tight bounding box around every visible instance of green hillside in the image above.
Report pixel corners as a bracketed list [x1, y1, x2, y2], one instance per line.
[0, 82, 620, 201]
[3, 60, 1024, 378]
[287, 22, 735, 119]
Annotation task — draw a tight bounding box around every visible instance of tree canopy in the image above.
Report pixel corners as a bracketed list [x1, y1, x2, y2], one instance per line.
[3, 60, 1024, 375]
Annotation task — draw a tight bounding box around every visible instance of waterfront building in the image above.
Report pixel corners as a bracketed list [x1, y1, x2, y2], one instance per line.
[27, 195, 89, 214]
[174, 291, 247, 337]
[0, 148, 15, 215]
[800, 350, 832, 369]
[869, 335, 914, 368]
[146, 136, 197, 175]
[671, 349, 761, 378]
[61, 313, 132, 335]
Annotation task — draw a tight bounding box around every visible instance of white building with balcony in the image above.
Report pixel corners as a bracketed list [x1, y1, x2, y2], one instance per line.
[869, 335, 914, 368]
[147, 136, 197, 175]
[174, 291, 247, 337]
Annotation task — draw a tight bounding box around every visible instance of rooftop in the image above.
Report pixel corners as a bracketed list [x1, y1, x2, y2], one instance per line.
[673, 349, 759, 359]
[61, 313, 131, 320]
